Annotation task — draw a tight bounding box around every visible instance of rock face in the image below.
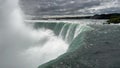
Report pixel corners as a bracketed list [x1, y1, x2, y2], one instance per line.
[38, 25, 120, 68]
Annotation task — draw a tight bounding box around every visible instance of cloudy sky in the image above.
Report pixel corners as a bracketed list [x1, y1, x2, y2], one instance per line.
[20, 0, 120, 16]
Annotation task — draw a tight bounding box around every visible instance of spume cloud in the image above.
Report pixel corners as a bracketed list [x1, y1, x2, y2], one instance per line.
[0, 0, 68, 68]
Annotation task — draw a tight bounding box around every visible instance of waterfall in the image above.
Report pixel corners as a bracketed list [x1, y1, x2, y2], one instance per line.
[36, 22, 94, 68]
[33, 22, 93, 52]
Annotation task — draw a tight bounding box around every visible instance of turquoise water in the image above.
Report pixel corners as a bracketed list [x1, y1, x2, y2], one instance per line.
[34, 20, 120, 68]
[31, 20, 94, 68]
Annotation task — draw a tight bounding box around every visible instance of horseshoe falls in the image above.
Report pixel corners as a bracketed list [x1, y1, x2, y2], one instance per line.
[37, 20, 120, 68]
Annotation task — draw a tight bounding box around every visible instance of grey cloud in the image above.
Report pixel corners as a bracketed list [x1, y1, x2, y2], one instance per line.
[20, 0, 120, 16]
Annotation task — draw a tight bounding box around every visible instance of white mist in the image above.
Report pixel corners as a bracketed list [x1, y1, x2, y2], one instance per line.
[0, 0, 68, 68]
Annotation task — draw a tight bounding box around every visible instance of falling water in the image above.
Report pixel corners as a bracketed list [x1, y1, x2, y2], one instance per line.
[0, 0, 68, 68]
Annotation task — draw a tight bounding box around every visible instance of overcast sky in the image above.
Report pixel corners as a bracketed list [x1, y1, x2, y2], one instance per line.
[21, 0, 120, 16]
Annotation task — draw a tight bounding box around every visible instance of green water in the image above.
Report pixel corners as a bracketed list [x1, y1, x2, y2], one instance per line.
[29, 20, 120, 68]
[32, 21, 94, 68]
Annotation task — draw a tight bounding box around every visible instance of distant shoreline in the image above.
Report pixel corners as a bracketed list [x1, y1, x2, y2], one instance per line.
[26, 13, 120, 20]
